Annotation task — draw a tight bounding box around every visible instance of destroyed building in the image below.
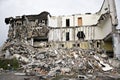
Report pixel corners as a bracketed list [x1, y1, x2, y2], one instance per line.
[3, 0, 119, 59]
[0, 0, 120, 79]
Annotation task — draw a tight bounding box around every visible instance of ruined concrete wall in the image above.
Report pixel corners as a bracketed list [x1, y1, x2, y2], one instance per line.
[48, 26, 96, 42]
[113, 32, 120, 59]
[108, 0, 118, 26]
[48, 16, 58, 27]
[3, 0, 118, 51]
[48, 14, 100, 27]
[98, 0, 109, 15]
[98, 0, 118, 37]
[98, 15, 113, 39]
[74, 14, 100, 26]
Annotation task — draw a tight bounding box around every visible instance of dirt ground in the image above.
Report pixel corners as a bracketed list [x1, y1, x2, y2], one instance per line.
[0, 71, 40, 80]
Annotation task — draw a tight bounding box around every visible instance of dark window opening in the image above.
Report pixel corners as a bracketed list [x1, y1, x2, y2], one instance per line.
[72, 44, 76, 47]
[66, 32, 70, 41]
[66, 19, 70, 27]
[77, 44, 80, 47]
[42, 20, 45, 24]
[105, 8, 108, 10]
[34, 38, 48, 42]
[97, 41, 100, 48]
[46, 45, 49, 47]
[77, 31, 85, 40]
[61, 44, 64, 47]
[106, 51, 114, 58]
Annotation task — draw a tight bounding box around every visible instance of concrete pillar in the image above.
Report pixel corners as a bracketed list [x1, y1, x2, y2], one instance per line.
[108, 0, 118, 26]
[113, 32, 120, 59]
[108, 0, 119, 59]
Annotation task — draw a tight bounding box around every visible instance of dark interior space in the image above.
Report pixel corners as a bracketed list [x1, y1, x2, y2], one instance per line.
[34, 37, 48, 42]
[77, 31, 85, 40]
[66, 32, 70, 41]
[66, 19, 70, 27]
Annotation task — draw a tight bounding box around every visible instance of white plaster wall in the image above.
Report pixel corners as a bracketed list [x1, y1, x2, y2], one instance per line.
[48, 29, 54, 41]
[100, 17, 112, 39]
[108, 0, 118, 25]
[48, 26, 111, 42]
[49, 13, 100, 27]
[48, 27, 97, 41]
[74, 14, 100, 26]
[47, 0, 117, 41]
[61, 15, 74, 27]
[48, 15, 113, 41]
[60, 14, 100, 27]
[98, 0, 118, 26]
[94, 27, 103, 39]
[113, 33, 120, 60]
[91, 17, 113, 40]
[61, 29, 66, 41]
[57, 16, 62, 27]
[48, 16, 57, 27]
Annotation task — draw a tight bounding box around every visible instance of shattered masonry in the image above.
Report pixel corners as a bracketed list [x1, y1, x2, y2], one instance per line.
[2, 0, 119, 58]
[0, 0, 120, 79]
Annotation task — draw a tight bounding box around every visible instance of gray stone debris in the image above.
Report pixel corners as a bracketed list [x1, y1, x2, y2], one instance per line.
[1, 41, 120, 80]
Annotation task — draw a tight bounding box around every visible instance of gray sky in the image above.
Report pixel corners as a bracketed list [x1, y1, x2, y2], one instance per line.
[0, 0, 120, 46]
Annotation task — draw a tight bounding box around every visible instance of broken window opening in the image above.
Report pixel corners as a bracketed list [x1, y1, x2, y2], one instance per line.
[72, 44, 76, 47]
[46, 45, 49, 47]
[106, 51, 114, 58]
[78, 17, 82, 26]
[34, 38, 48, 42]
[66, 19, 70, 27]
[77, 44, 80, 47]
[61, 44, 64, 47]
[97, 41, 101, 48]
[40, 20, 46, 25]
[66, 32, 70, 41]
[77, 31, 85, 40]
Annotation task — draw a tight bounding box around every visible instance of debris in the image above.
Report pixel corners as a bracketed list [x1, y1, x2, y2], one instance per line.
[14, 72, 26, 76]
[13, 54, 29, 63]
[77, 75, 88, 79]
[0, 0, 119, 79]
[1, 42, 118, 79]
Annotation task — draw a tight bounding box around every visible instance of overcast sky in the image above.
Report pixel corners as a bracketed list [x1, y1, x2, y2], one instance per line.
[0, 0, 120, 46]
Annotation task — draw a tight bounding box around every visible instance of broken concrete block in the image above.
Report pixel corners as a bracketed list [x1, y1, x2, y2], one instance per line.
[61, 68, 71, 74]
[13, 54, 29, 63]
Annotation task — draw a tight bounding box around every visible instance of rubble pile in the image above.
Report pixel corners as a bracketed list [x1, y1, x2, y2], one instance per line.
[1, 41, 119, 79]
[1, 9, 120, 79]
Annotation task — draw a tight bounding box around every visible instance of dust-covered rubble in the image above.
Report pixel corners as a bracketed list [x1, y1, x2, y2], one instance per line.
[1, 41, 120, 80]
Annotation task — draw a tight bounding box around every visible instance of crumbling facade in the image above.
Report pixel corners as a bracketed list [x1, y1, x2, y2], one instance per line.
[3, 0, 118, 58]
[0, 0, 120, 79]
